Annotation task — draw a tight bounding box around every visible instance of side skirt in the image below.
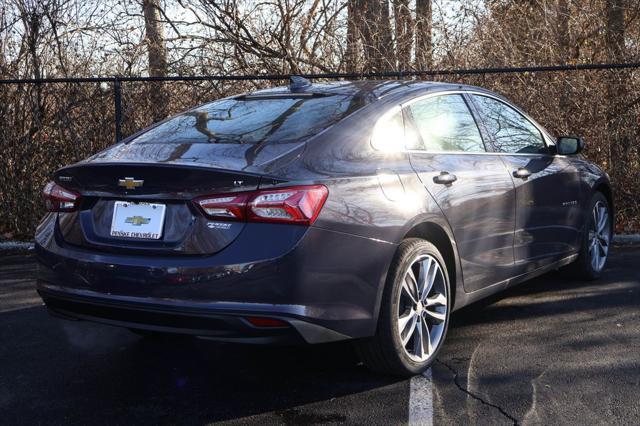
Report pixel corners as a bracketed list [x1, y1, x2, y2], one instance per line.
[452, 253, 578, 311]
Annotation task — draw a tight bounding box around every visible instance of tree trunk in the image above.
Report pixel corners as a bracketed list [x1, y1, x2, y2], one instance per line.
[354, 0, 393, 73]
[377, 0, 393, 71]
[143, 0, 168, 122]
[346, 0, 359, 72]
[605, 0, 627, 205]
[359, 0, 378, 72]
[415, 0, 432, 70]
[556, 0, 571, 119]
[393, 0, 413, 71]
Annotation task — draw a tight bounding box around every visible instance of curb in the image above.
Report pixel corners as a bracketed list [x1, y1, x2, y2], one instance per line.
[612, 234, 640, 245]
[0, 241, 35, 252]
[2, 235, 640, 253]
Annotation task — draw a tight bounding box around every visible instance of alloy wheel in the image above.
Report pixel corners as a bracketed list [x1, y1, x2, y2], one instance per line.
[397, 254, 448, 362]
[589, 200, 610, 272]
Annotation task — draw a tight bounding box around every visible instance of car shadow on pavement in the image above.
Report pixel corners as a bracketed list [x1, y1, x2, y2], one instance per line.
[0, 304, 406, 424]
[451, 247, 640, 324]
[0, 254, 411, 424]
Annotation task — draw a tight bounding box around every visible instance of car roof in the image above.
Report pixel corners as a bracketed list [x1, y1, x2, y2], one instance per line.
[247, 80, 496, 106]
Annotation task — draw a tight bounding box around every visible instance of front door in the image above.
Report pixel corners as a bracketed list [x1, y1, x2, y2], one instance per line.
[468, 94, 583, 273]
[404, 94, 517, 292]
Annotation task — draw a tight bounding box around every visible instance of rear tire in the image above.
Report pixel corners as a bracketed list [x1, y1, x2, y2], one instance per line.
[561, 192, 612, 280]
[355, 238, 451, 377]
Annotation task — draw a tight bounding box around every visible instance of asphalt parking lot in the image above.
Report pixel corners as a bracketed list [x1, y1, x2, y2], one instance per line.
[1, 247, 639, 425]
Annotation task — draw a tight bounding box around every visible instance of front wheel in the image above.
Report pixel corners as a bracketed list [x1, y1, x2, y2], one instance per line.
[355, 239, 451, 377]
[562, 192, 612, 280]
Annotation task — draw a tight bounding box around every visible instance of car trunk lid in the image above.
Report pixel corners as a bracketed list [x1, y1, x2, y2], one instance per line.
[53, 163, 271, 256]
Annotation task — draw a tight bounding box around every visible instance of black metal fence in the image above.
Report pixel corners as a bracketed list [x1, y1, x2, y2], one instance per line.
[1, 63, 639, 239]
[2, 61, 640, 144]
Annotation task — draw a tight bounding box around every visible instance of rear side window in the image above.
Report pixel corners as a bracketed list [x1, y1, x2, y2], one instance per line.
[404, 94, 485, 152]
[371, 107, 405, 152]
[130, 95, 357, 145]
[471, 95, 547, 154]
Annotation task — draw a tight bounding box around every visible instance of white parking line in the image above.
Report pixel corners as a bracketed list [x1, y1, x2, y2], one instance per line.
[409, 368, 433, 425]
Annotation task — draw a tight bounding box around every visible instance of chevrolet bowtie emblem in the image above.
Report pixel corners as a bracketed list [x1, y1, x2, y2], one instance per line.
[125, 216, 151, 226]
[118, 177, 144, 190]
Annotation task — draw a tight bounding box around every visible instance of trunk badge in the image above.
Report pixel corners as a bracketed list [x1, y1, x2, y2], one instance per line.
[118, 177, 144, 190]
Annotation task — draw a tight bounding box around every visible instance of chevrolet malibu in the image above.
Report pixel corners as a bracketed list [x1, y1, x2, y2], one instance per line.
[35, 78, 612, 376]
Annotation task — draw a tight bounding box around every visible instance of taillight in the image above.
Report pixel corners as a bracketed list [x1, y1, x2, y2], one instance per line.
[193, 185, 328, 225]
[42, 181, 81, 212]
[194, 193, 250, 221]
[247, 185, 328, 224]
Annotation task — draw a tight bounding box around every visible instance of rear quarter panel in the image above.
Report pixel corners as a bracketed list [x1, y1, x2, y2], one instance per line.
[281, 101, 466, 313]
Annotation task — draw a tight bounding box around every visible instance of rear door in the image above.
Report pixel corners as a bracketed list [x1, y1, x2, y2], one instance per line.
[405, 93, 516, 292]
[468, 94, 583, 272]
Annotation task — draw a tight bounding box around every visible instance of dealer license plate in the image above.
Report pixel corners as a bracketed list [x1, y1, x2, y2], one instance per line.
[110, 201, 166, 240]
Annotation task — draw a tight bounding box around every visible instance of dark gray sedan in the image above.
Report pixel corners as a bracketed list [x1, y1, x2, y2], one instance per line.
[35, 78, 612, 376]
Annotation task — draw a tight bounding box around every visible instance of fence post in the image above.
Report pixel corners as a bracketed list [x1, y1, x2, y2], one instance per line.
[114, 77, 122, 142]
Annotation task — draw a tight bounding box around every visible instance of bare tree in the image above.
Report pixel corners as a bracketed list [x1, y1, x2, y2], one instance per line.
[346, 0, 359, 72]
[143, 0, 168, 121]
[605, 0, 628, 188]
[3, 0, 640, 238]
[415, 0, 432, 69]
[556, 0, 571, 114]
[393, 0, 413, 70]
[376, 0, 393, 70]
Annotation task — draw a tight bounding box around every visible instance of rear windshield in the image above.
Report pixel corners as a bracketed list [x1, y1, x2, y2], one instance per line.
[130, 95, 357, 145]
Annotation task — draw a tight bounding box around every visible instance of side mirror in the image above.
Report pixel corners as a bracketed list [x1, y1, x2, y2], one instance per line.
[556, 136, 585, 155]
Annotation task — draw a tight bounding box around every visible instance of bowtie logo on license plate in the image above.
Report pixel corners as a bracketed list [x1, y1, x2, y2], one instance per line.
[125, 216, 151, 226]
[118, 177, 144, 190]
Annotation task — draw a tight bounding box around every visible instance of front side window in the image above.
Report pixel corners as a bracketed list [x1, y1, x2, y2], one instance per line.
[404, 94, 485, 152]
[472, 95, 547, 154]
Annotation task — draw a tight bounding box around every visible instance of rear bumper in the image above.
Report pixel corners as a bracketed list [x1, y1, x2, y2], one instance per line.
[38, 285, 349, 344]
[35, 222, 397, 342]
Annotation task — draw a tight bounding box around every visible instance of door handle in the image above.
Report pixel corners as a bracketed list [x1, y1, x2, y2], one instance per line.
[433, 171, 457, 185]
[513, 168, 532, 179]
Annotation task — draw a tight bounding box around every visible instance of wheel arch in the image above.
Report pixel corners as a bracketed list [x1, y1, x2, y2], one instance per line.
[593, 180, 614, 215]
[403, 221, 462, 310]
